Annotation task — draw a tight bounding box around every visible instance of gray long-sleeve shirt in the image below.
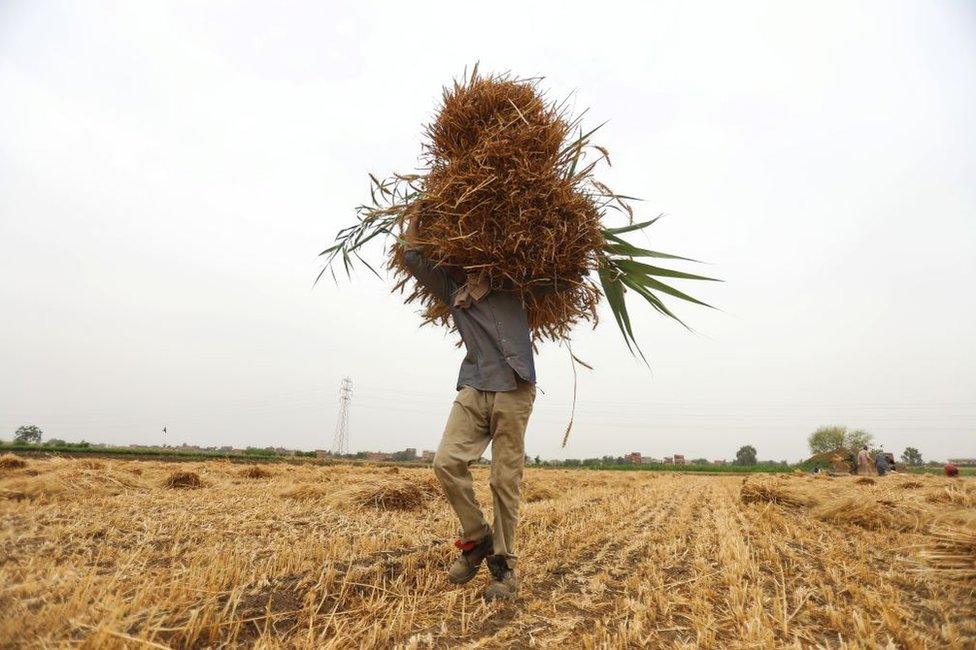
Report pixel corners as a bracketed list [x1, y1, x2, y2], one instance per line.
[403, 249, 536, 392]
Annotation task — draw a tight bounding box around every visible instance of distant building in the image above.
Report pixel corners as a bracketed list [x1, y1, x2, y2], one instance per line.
[625, 452, 642, 464]
[673, 454, 685, 465]
[366, 452, 391, 462]
[315, 449, 329, 459]
[713, 459, 727, 465]
[948, 458, 976, 466]
[641, 456, 661, 464]
[664, 456, 673, 464]
[421, 450, 435, 462]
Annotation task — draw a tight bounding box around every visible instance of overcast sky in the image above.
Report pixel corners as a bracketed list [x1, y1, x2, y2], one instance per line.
[1, 1, 974, 462]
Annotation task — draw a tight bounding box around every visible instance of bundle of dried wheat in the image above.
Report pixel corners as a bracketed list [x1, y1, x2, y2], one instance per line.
[320, 66, 717, 353]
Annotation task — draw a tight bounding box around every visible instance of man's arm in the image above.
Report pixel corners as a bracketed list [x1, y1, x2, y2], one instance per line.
[402, 216, 456, 304]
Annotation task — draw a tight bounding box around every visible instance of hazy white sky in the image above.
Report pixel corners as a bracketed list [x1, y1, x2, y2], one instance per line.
[2, 1, 974, 462]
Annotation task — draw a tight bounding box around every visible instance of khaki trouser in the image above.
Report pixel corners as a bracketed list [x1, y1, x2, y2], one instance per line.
[433, 380, 536, 565]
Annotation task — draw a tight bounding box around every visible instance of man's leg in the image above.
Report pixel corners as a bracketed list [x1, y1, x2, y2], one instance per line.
[487, 379, 536, 565]
[433, 386, 492, 544]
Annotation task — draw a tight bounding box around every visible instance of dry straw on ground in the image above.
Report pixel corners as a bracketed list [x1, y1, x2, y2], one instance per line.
[0, 453, 26, 470]
[279, 483, 328, 501]
[740, 481, 814, 508]
[2, 458, 975, 647]
[521, 480, 558, 503]
[925, 484, 976, 507]
[813, 495, 925, 532]
[921, 524, 976, 580]
[162, 470, 202, 489]
[240, 465, 272, 479]
[352, 479, 426, 511]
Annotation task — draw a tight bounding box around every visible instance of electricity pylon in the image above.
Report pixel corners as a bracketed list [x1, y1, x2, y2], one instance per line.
[332, 377, 352, 455]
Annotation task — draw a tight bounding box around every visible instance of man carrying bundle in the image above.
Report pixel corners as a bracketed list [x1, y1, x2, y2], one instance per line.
[320, 67, 716, 600]
[402, 214, 551, 602]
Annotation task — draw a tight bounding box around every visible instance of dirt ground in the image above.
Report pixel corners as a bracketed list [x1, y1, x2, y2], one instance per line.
[1, 456, 974, 648]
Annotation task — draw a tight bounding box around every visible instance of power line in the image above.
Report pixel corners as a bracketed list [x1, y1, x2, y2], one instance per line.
[332, 377, 352, 455]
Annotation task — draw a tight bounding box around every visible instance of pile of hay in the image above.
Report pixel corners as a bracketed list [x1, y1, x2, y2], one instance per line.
[920, 524, 976, 580]
[0, 453, 27, 470]
[740, 482, 813, 508]
[925, 485, 976, 508]
[522, 481, 558, 503]
[413, 474, 443, 499]
[801, 450, 853, 474]
[814, 496, 923, 532]
[280, 483, 328, 501]
[387, 69, 604, 341]
[353, 480, 426, 511]
[855, 477, 876, 485]
[161, 471, 202, 489]
[899, 480, 924, 489]
[240, 465, 272, 479]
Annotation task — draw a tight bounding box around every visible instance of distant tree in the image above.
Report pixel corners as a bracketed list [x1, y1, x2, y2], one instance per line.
[690, 458, 710, 465]
[901, 447, 923, 466]
[534, 455, 541, 465]
[735, 445, 757, 466]
[808, 426, 846, 455]
[13, 425, 43, 444]
[808, 425, 873, 455]
[45, 438, 66, 446]
[844, 428, 873, 451]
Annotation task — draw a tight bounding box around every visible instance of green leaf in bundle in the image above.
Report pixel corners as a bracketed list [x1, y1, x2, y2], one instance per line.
[602, 216, 662, 235]
[354, 252, 383, 280]
[613, 258, 721, 283]
[603, 236, 702, 263]
[597, 265, 646, 364]
[619, 272, 689, 330]
[628, 273, 715, 309]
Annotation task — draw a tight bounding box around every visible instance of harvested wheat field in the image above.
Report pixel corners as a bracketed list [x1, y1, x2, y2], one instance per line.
[2, 457, 975, 648]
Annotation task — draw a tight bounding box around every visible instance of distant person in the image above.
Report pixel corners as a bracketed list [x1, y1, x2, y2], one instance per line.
[944, 463, 959, 477]
[875, 452, 890, 476]
[856, 446, 876, 476]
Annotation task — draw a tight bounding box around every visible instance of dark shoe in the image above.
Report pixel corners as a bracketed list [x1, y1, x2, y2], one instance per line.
[483, 555, 518, 601]
[447, 534, 493, 584]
